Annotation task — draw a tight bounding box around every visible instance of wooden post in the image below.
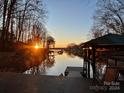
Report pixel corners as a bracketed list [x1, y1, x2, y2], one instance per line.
[107, 56, 109, 66]
[87, 49, 90, 78]
[115, 59, 117, 66]
[92, 46, 96, 79]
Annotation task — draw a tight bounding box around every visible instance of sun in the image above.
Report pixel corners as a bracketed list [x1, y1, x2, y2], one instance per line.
[35, 44, 39, 49]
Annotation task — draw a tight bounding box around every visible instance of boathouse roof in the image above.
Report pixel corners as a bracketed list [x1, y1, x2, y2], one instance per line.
[81, 34, 124, 47]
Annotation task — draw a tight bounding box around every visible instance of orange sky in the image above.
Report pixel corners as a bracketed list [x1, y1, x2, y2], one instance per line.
[54, 37, 88, 48]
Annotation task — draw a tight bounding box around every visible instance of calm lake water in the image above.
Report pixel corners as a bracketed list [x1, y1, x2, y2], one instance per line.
[24, 51, 84, 76]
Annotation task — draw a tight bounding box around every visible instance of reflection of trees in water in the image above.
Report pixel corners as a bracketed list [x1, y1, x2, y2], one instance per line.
[66, 52, 76, 58]
[65, 50, 83, 59]
[65, 44, 83, 58]
[0, 50, 55, 74]
[45, 55, 55, 68]
[25, 52, 55, 75]
[27, 65, 46, 75]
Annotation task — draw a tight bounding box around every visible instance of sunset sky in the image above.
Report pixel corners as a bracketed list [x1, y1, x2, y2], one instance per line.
[44, 0, 97, 47]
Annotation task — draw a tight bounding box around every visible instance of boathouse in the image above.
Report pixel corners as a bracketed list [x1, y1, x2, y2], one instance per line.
[80, 34, 124, 79]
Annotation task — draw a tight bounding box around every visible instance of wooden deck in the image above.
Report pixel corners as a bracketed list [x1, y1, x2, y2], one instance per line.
[0, 72, 95, 93]
[67, 71, 83, 77]
[0, 72, 123, 93]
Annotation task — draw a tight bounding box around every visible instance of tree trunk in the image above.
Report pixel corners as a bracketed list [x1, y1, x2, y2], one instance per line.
[1, 0, 8, 41]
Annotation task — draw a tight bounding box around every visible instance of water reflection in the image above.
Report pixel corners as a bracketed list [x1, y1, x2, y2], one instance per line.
[24, 51, 55, 75]
[0, 49, 83, 75]
[24, 50, 83, 75]
[0, 49, 55, 73]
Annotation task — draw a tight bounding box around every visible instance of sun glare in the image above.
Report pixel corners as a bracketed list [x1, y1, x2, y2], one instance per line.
[35, 44, 39, 49]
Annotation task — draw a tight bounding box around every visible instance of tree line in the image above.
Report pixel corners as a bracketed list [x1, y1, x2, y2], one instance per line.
[91, 0, 124, 38]
[0, 0, 55, 49]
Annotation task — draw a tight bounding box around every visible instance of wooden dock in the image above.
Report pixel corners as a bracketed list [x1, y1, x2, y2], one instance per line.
[64, 66, 83, 77]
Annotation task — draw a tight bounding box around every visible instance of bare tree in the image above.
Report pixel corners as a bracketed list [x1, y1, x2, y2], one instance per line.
[91, 0, 124, 38]
[90, 25, 103, 38]
[0, 0, 47, 47]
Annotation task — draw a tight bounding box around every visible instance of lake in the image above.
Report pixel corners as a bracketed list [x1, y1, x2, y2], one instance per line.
[24, 51, 84, 76]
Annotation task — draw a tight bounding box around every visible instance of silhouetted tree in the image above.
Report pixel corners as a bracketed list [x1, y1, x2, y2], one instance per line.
[0, 0, 47, 49]
[91, 0, 124, 38]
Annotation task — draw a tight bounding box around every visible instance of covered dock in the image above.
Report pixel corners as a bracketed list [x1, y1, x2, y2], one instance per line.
[80, 34, 124, 79]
